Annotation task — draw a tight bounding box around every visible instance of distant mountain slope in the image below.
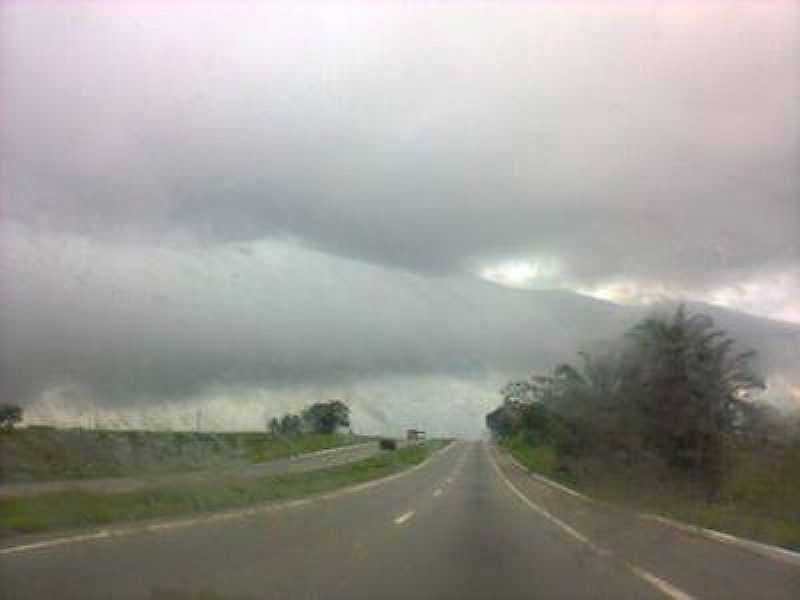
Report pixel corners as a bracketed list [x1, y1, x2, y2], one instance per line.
[444, 278, 798, 401]
[686, 301, 800, 383]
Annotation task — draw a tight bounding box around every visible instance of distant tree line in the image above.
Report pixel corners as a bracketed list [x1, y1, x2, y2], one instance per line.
[486, 305, 768, 500]
[0, 400, 353, 436]
[269, 400, 350, 436]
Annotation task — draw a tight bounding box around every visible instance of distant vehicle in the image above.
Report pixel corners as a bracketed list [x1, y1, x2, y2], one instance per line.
[379, 438, 397, 450]
[406, 429, 426, 441]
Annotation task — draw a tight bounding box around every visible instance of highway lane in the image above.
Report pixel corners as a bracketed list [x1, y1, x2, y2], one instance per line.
[1, 441, 798, 599]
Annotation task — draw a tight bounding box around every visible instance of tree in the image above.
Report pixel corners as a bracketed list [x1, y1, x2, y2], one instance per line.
[302, 400, 350, 434]
[280, 414, 304, 435]
[626, 304, 764, 496]
[545, 352, 636, 455]
[486, 304, 765, 500]
[269, 413, 303, 436]
[485, 403, 520, 440]
[499, 380, 538, 405]
[0, 403, 22, 430]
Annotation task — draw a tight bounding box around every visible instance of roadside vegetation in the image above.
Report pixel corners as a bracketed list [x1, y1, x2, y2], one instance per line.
[0, 403, 22, 430]
[0, 440, 448, 538]
[0, 400, 362, 483]
[487, 305, 800, 551]
[268, 399, 350, 436]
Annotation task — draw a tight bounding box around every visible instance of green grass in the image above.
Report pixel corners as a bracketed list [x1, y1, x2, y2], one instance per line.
[503, 434, 557, 477]
[0, 429, 369, 482]
[503, 438, 800, 552]
[240, 433, 368, 463]
[0, 440, 448, 538]
[652, 499, 800, 552]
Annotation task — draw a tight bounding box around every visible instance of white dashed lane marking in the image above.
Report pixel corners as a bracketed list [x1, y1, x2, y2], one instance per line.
[393, 511, 415, 525]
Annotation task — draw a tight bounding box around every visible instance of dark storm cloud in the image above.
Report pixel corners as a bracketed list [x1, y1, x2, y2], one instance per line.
[2, 224, 796, 412]
[1, 2, 799, 429]
[0, 224, 635, 405]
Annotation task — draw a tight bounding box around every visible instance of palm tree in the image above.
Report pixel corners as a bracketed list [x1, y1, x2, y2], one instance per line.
[550, 351, 634, 453]
[626, 304, 764, 497]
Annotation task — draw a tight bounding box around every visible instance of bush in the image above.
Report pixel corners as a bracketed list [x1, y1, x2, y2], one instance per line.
[23, 425, 54, 432]
[379, 438, 397, 450]
[507, 433, 558, 476]
[0, 404, 22, 430]
[302, 400, 350, 434]
[269, 414, 303, 436]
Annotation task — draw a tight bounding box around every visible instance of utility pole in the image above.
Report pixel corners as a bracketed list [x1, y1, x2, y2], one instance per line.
[195, 409, 201, 433]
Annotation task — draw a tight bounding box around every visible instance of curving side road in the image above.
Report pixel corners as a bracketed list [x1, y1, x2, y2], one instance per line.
[1, 441, 798, 599]
[0, 441, 382, 499]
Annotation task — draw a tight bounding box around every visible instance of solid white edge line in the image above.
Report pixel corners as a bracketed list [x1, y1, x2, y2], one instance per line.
[285, 441, 373, 462]
[628, 565, 696, 600]
[507, 455, 591, 502]
[486, 445, 695, 600]
[641, 514, 800, 568]
[0, 441, 458, 557]
[0, 531, 111, 555]
[393, 511, 415, 525]
[488, 448, 592, 546]
[502, 445, 800, 569]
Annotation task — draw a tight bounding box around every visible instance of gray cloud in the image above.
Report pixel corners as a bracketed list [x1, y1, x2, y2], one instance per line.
[2, 224, 797, 412]
[1, 2, 799, 432]
[2, 2, 797, 288]
[0, 224, 632, 404]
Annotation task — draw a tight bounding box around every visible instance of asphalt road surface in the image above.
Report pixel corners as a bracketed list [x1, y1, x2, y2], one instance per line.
[1, 441, 798, 599]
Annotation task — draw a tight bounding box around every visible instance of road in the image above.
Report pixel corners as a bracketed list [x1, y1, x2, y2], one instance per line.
[1, 441, 798, 599]
[0, 441, 384, 499]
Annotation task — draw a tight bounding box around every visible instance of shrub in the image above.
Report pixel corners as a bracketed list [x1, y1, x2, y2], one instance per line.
[379, 438, 397, 450]
[0, 404, 22, 430]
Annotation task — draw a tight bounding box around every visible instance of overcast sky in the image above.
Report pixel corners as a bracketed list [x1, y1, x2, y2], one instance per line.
[1, 1, 798, 435]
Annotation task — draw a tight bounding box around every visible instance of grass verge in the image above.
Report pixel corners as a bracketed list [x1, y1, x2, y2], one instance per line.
[502, 440, 800, 552]
[0, 429, 370, 482]
[504, 433, 558, 478]
[0, 440, 448, 539]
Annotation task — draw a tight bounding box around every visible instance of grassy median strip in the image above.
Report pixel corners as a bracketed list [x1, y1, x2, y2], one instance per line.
[0, 441, 448, 538]
[0, 429, 371, 482]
